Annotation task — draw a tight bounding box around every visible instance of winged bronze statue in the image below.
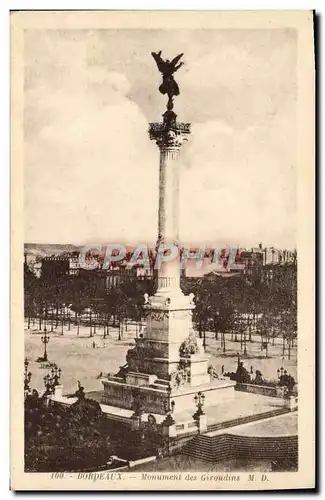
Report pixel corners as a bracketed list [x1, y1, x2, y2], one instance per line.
[151, 51, 184, 103]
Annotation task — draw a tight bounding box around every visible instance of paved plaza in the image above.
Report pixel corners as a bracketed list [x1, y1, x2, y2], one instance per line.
[175, 391, 286, 427]
[25, 321, 297, 397]
[227, 412, 297, 437]
[25, 325, 130, 394]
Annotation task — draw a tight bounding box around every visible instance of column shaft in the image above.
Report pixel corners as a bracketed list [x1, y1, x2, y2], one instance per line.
[157, 147, 181, 293]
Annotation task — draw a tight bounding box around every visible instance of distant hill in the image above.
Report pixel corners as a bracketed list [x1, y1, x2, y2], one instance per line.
[24, 243, 82, 258]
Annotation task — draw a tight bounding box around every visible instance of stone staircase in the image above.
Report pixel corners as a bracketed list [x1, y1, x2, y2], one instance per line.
[182, 434, 223, 462]
[150, 378, 170, 390]
[182, 407, 291, 463]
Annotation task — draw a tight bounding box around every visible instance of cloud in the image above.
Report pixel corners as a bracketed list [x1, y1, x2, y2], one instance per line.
[183, 35, 296, 93]
[24, 36, 159, 244]
[179, 115, 296, 248]
[24, 29, 297, 249]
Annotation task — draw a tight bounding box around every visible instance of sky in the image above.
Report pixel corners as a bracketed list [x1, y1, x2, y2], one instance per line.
[24, 28, 297, 248]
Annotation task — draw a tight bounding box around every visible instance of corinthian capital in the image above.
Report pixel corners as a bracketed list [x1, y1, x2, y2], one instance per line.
[149, 121, 191, 150]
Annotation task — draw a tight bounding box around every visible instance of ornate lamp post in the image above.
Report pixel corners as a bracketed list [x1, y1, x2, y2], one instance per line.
[193, 391, 205, 434]
[44, 364, 62, 395]
[163, 385, 175, 426]
[24, 357, 32, 397]
[193, 391, 205, 418]
[131, 389, 145, 435]
[43, 374, 54, 395]
[160, 384, 176, 456]
[41, 331, 50, 361]
[277, 366, 284, 380]
[51, 364, 62, 386]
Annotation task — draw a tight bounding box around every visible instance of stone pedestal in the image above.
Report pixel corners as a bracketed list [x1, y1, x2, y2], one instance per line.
[276, 386, 286, 398]
[53, 384, 64, 399]
[284, 395, 298, 411]
[130, 413, 141, 431]
[162, 422, 177, 438]
[197, 414, 208, 434]
[102, 373, 236, 417]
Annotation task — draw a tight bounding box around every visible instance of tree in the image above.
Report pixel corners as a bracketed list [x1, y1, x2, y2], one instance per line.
[70, 300, 87, 336]
[25, 391, 114, 472]
[24, 263, 38, 328]
[278, 309, 297, 360]
[192, 283, 211, 347]
[256, 313, 272, 357]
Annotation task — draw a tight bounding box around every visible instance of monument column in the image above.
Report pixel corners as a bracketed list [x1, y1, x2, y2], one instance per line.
[152, 121, 190, 295]
[101, 52, 236, 420]
[142, 113, 200, 381]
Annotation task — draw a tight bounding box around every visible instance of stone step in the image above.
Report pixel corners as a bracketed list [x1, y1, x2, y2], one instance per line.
[155, 379, 170, 386]
[182, 440, 231, 462]
[183, 436, 231, 460]
[182, 407, 291, 463]
[150, 384, 169, 390]
[183, 449, 215, 459]
[183, 442, 212, 451]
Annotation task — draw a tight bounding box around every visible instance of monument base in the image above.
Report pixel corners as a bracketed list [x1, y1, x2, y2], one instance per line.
[101, 376, 236, 416]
